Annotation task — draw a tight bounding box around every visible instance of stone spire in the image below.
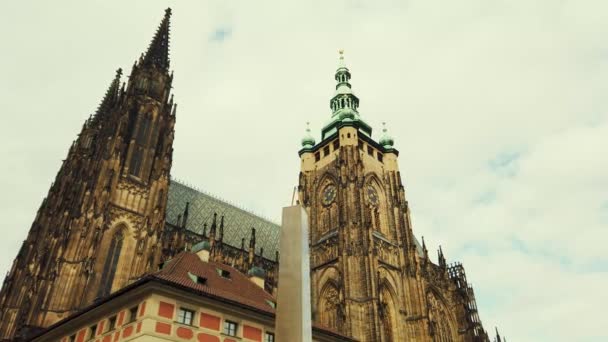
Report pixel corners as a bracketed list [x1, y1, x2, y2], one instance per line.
[438, 245, 446, 268]
[494, 327, 502, 342]
[181, 202, 189, 229]
[219, 215, 225, 243]
[90, 68, 122, 125]
[210, 212, 217, 239]
[142, 8, 172, 70]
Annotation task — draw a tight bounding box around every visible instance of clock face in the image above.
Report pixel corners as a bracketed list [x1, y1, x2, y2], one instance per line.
[367, 186, 379, 206]
[322, 185, 337, 205]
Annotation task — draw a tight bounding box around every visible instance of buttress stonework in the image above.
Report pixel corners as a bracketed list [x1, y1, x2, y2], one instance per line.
[0, 8, 496, 342]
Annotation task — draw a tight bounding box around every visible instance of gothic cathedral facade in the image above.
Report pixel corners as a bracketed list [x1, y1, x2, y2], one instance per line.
[0, 9, 494, 342]
[0, 9, 176, 340]
[298, 53, 488, 341]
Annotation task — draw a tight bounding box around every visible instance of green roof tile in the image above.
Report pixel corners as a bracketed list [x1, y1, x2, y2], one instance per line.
[166, 180, 280, 257]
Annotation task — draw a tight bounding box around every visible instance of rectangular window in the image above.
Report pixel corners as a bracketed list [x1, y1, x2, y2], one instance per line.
[358, 140, 364, 150]
[315, 152, 320, 162]
[128, 306, 138, 323]
[216, 268, 231, 279]
[88, 324, 97, 340]
[332, 140, 339, 150]
[223, 320, 238, 336]
[177, 308, 194, 325]
[323, 146, 330, 156]
[377, 153, 383, 163]
[265, 332, 275, 342]
[367, 145, 374, 156]
[108, 315, 117, 331]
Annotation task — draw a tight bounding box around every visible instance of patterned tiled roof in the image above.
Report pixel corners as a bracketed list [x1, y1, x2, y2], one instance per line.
[153, 252, 276, 314]
[166, 180, 280, 257]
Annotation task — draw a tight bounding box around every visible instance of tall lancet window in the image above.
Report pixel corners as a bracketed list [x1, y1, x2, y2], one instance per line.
[129, 115, 152, 177]
[379, 285, 396, 341]
[319, 284, 342, 331]
[98, 230, 124, 297]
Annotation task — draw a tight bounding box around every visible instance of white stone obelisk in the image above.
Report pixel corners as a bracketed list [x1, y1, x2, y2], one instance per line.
[275, 205, 312, 342]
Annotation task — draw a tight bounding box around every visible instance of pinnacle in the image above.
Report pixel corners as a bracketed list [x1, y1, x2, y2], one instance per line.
[91, 68, 122, 124]
[338, 48, 346, 69]
[142, 8, 172, 70]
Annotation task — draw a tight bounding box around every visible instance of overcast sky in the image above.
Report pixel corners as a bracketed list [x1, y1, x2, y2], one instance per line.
[1, 1, 607, 341]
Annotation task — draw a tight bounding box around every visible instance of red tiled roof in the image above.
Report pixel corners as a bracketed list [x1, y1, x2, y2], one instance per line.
[152, 252, 276, 314]
[155, 253, 355, 340]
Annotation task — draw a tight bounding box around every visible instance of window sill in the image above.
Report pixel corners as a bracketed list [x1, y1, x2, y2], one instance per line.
[173, 321, 195, 328]
[220, 333, 242, 340]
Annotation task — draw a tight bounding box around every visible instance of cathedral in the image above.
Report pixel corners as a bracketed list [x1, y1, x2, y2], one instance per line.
[0, 8, 501, 342]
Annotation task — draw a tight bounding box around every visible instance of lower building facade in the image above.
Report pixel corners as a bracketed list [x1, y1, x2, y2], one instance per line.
[31, 252, 353, 342]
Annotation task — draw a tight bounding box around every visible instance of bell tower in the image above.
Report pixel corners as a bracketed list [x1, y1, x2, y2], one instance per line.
[0, 8, 177, 340]
[298, 51, 431, 341]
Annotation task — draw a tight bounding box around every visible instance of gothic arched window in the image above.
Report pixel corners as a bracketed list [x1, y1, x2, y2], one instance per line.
[129, 147, 144, 177]
[318, 183, 338, 238]
[378, 278, 400, 341]
[129, 114, 152, 177]
[319, 284, 342, 331]
[136, 115, 152, 145]
[427, 291, 454, 342]
[379, 286, 396, 341]
[98, 230, 124, 298]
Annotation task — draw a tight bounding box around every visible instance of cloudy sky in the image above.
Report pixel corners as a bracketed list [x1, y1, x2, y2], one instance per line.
[1, 1, 607, 340]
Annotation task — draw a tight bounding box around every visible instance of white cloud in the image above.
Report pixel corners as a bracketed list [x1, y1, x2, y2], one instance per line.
[0, 1, 606, 341]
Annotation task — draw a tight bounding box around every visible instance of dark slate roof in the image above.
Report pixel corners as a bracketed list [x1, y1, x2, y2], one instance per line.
[166, 179, 281, 257]
[167, 179, 423, 259]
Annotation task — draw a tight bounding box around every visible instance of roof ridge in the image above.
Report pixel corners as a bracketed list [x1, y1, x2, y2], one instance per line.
[157, 252, 186, 274]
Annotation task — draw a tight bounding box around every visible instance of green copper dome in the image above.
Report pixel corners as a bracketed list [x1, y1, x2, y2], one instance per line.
[379, 122, 395, 148]
[247, 265, 266, 278]
[192, 240, 211, 253]
[337, 107, 356, 120]
[301, 122, 315, 148]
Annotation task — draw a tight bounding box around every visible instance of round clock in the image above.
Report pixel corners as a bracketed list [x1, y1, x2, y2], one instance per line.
[367, 186, 379, 206]
[322, 185, 337, 205]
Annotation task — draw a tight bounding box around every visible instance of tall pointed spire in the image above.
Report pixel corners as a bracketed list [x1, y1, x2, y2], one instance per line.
[210, 212, 217, 239]
[317, 49, 372, 141]
[219, 215, 225, 243]
[142, 8, 172, 70]
[438, 245, 446, 268]
[90, 68, 122, 125]
[181, 202, 189, 229]
[331, 49, 358, 115]
[494, 327, 502, 342]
